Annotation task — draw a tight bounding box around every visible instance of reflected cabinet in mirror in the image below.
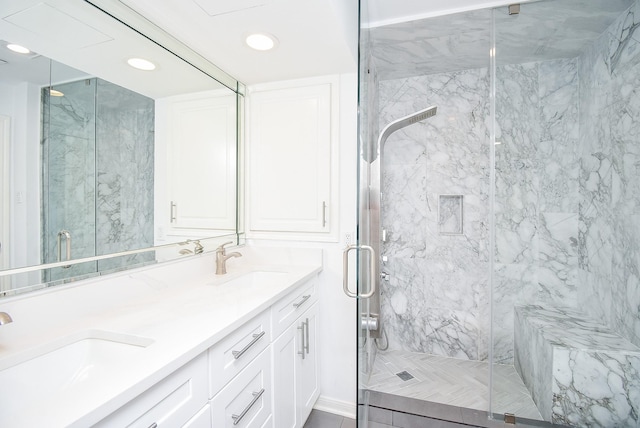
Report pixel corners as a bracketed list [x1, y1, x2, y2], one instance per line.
[0, 0, 243, 295]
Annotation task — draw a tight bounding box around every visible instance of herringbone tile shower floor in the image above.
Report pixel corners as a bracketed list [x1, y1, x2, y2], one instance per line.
[364, 349, 542, 420]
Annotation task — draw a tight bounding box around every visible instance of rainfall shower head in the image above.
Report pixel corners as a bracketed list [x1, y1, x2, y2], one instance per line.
[377, 105, 437, 150]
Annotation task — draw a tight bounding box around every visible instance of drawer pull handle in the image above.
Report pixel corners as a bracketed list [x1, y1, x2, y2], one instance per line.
[148, 424, 157, 428]
[231, 388, 265, 425]
[232, 331, 266, 359]
[292, 294, 311, 308]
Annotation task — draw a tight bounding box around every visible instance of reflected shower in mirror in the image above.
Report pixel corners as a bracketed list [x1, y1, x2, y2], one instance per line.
[0, 0, 242, 296]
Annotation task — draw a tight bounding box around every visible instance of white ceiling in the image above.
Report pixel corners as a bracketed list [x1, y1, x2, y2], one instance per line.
[120, 0, 359, 85]
[0, 0, 225, 98]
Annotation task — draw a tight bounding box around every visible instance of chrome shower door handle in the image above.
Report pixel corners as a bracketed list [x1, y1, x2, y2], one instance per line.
[57, 230, 71, 268]
[342, 245, 376, 299]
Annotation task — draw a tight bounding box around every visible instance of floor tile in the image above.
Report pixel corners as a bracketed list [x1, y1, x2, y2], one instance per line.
[363, 350, 542, 421]
[304, 410, 346, 428]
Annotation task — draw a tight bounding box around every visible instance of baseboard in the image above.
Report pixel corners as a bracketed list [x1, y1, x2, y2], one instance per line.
[313, 395, 357, 419]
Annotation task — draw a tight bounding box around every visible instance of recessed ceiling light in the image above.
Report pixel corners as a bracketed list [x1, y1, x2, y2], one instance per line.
[6, 44, 30, 54]
[127, 58, 156, 71]
[246, 33, 277, 51]
[49, 88, 64, 97]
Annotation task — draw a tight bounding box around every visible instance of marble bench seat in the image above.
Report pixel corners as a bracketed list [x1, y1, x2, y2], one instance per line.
[514, 305, 640, 427]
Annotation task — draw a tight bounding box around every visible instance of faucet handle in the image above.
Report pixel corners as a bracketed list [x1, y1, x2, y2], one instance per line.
[216, 241, 234, 253]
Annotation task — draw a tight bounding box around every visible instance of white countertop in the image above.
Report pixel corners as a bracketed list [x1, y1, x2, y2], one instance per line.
[0, 246, 322, 427]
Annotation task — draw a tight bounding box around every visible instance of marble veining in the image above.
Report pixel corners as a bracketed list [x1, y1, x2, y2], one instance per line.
[42, 78, 155, 282]
[379, 67, 490, 361]
[369, 0, 633, 80]
[515, 305, 640, 426]
[370, 1, 640, 425]
[578, 0, 640, 351]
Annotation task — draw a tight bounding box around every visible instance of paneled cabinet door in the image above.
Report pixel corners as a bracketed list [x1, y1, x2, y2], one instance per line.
[296, 303, 319, 426]
[157, 90, 237, 235]
[272, 322, 297, 428]
[248, 78, 337, 237]
[272, 303, 319, 428]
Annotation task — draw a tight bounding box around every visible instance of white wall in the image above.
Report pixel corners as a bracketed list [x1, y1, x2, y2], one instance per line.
[246, 72, 358, 416]
[0, 81, 42, 287]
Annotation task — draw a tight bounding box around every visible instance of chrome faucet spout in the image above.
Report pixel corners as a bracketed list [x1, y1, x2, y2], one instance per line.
[0, 312, 13, 325]
[215, 242, 242, 275]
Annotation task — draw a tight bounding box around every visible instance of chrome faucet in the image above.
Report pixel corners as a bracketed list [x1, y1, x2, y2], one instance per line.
[215, 241, 242, 275]
[0, 312, 13, 325]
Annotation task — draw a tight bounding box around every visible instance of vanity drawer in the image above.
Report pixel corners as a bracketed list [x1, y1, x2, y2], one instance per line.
[209, 310, 271, 397]
[271, 278, 317, 338]
[95, 352, 208, 428]
[211, 348, 272, 428]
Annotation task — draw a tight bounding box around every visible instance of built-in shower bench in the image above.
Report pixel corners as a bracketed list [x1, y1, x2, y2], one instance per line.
[514, 305, 640, 427]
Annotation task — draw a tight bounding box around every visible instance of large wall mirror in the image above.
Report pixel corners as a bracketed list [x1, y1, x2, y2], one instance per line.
[0, 0, 243, 295]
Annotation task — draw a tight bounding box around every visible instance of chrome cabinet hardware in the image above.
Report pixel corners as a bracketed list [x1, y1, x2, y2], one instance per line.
[292, 294, 311, 308]
[322, 201, 327, 227]
[148, 424, 157, 428]
[170, 201, 177, 223]
[297, 320, 306, 360]
[342, 245, 376, 298]
[231, 389, 265, 425]
[232, 331, 266, 359]
[303, 317, 310, 355]
[56, 230, 71, 268]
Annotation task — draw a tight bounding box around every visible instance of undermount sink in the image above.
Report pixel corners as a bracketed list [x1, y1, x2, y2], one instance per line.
[0, 330, 153, 415]
[218, 271, 289, 287]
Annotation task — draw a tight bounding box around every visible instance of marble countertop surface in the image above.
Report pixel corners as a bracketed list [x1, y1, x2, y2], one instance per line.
[0, 246, 322, 427]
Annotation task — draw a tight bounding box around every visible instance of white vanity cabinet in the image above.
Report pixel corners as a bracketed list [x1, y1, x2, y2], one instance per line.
[209, 310, 273, 427]
[94, 275, 319, 428]
[272, 284, 320, 428]
[94, 353, 209, 428]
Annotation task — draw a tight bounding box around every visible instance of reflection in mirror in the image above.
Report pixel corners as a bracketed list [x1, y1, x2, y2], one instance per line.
[0, 0, 241, 296]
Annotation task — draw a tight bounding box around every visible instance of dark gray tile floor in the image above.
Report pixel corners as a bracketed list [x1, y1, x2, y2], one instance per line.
[303, 410, 356, 428]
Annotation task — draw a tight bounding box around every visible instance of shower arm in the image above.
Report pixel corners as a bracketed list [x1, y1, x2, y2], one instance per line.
[376, 105, 438, 156]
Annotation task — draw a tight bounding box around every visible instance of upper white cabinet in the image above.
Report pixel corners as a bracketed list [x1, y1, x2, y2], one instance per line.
[247, 76, 339, 241]
[156, 90, 237, 238]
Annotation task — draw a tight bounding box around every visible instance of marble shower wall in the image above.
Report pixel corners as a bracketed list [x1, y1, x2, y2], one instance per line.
[378, 68, 491, 361]
[43, 78, 154, 281]
[378, 57, 584, 362]
[578, 0, 640, 349]
[493, 58, 580, 363]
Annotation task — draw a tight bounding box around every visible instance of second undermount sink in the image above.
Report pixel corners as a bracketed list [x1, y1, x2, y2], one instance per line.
[0, 330, 153, 416]
[218, 271, 289, 288]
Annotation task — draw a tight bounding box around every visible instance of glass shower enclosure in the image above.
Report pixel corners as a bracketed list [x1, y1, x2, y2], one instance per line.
[42, 71, 155, 283]
[355, 0, 640, 426]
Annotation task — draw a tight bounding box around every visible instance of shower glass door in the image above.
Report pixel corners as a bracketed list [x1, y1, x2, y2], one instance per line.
[356, 0, 377, 422]
[42, 75, 98, 282]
